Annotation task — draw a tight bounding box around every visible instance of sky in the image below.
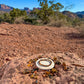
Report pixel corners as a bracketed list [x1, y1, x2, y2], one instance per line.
[0, 0, 84, 12]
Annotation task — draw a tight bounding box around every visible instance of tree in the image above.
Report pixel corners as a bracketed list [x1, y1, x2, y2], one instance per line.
[32, 0, 64, 24]
[0, 15, 4, 23]
[9, 8, 27, 23]
[3, 13, 12, 23]
[10, 8, 27, 18]
[21, 10, 27, 16]
[10, 8, 18, 18]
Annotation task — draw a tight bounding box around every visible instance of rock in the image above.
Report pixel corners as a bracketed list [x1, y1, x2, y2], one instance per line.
[5, 58, 11, 61]
[0, 29, 8, 35]
[70, 81, 76, 84]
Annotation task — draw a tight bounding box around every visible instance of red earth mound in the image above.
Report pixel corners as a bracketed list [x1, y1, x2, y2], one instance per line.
[0, 24, 84, 67]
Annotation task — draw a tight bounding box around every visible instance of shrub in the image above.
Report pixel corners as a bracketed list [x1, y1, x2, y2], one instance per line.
[78, 23, 84, 36]
[48, 18, 68, 27]
[14, 16, 25, 24]
[31, 0, 64, 24]
[3, 13, 12, 23]
[47, 12, 71, 27]
[0, 8, 27, 24]
[72, 18, 81, 27]
[24, 18, 38, 25]
[10, 8, 27, 18]
[0, 15, 4, 23]
[24, 16, 39, 25]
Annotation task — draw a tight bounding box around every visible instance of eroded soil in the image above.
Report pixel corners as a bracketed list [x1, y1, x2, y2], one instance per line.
[0, 23, 84, 67]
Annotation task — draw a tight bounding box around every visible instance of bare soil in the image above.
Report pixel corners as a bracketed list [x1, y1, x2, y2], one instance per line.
[0, 23, 84, 67]
[0, 53, 84, 84]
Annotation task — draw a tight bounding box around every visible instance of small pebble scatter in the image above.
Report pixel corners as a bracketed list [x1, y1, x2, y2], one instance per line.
[23, 55, 69, 82]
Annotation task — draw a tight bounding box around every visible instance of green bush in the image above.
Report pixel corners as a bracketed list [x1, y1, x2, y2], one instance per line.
[78, 23, 84, 36]
[9, 8, 27, 23]
[24, 17, 38, 25]
[3, 13, 12, 23]
[0, 15, 4, 23]
[14, 16, 25, 24]
[72, 18, 81, 27]
[10, 8, 27, 18]
[31, 0, 64, 24]
[48, 17, 68, 27]
[0, 8, 27, 24]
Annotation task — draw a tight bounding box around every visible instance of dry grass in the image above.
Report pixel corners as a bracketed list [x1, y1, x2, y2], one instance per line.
[79, 24, 84, 36]
[14, 16, 25, 24]
[47, 16, 71, 27]
[76, 23, 84, 36]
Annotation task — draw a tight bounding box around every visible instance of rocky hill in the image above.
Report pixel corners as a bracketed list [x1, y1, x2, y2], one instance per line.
[0, 4, 13, 12]
[62, 11, 84, 18]
[0, 4, 32, 13]
[0, 4, 84, 18]
[0, 4, 31, 13]
[62, 11, 78, 19]
[76, 11, 84, 15]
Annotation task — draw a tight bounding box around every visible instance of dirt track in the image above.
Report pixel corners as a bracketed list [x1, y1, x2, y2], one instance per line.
[0, 23, 84, 67]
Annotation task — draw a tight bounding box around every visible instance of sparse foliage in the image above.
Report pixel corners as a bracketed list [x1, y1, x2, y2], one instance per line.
[31, 0, 64, 24]
[3, 13, 12, 23]
[10, 8, 27, 18]
[0, 8, 27, 23]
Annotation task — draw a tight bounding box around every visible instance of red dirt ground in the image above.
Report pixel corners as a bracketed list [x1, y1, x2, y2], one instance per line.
[0, 23, 84, 67]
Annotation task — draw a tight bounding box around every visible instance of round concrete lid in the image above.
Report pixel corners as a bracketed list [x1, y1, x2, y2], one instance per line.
[36, 58, 55, 70]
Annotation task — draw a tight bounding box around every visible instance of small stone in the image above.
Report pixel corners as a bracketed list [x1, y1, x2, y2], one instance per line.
[34, 58, 38, 61]
[23, 69, 31, 74]
[53, 57, 57, 61]
[30, 74, 34, 78]
[6, 58, 11, 61]
[49, 74, 53, 78]
[32, 80, 38, 84]
[38, 55, 42, 58]
[51, 68, 57, 73]
[27, 64, 31, 67]
[70, 81, 76, 84]
[42, 73, 48, 77]
[62, 62, 66, 66]
[45, 71, 50, 75]
[62, 62, 68, 71]
[64, 66, 67, 71]
[29, 61, 32, 64]
[55, 61, 61, 65]
[35, 80, 38, 83]
[56, 77, 60, 81]
[34, 71, 37, 74]
[56, 72, 61, 77]
[34, 76, 38, 79]
[42, 74, 46, 77]
[33, 68, 39, 71]
[31, 69, 34, 73]
[30, 74, 38, 79]
[30, 64, 33, 67]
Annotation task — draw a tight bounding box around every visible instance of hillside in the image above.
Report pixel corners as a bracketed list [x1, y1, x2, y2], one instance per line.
[63, 11, 84, 18]
[0, 23, 84, 67]
[0, 4, 13, 12]
[0, 4, 31, 13]
[76, 11, 84, 15]
[0, 4, 32, 13]
[0, 4, 84, 18]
